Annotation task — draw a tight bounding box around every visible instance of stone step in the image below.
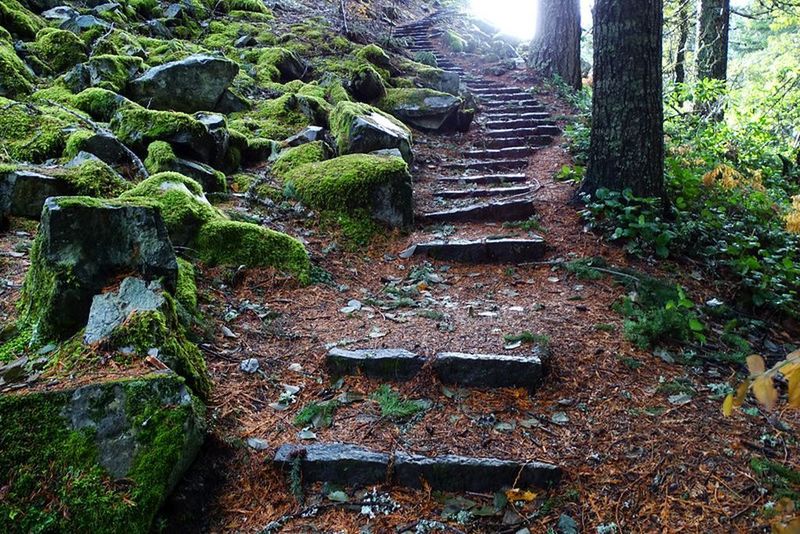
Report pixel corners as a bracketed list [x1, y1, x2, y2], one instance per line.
[478, 93, 535, 102]
[433, 350, 546, 390]
[400, 237, 547, 263]
[485, 127, 550, 138]
[482, 100, 543, 110]
[482, 135, 554, 149]
[487, 111, 551, 121]
[443, 158, 529, 172]
[326, 348, 425, 380]
[421, 198, 535, 223]
[464, 146, 536, 159]
[437, 173, 527, 185]
[274, 443, 561, 492]
[470, 86, 527, 95]
[435, 186, 531, 199]
[486, 119, 554, 130]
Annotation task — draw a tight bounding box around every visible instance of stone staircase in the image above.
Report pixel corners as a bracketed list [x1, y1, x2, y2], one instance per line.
[395, 12, 559, 264]
[269, 12, 563, 499]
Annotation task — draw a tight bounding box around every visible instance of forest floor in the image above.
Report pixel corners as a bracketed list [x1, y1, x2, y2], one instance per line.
[1, 12, 799, 534]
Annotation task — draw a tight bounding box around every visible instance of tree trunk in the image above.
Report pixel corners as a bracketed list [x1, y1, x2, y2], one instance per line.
[696, 0, 729, 81]
[579, 0, 665, 200]
[527, 0, 582, 90]
[675, 0, 690, 85]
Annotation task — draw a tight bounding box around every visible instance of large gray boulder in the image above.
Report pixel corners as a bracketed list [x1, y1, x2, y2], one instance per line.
[21, 197, 178, 341]
[0, 373, 205, 533]
[0, 168, 72, 220]
[330, 101, 413, 164]
[378, 88, 463, 132]
[128, 54, 239, 113]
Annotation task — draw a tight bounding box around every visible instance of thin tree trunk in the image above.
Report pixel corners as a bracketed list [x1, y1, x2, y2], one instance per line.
[527, 0, 582, 90]
[675, 0, 690, 85]
[696, 0, 729, 81]
[579, 0, 665, 200]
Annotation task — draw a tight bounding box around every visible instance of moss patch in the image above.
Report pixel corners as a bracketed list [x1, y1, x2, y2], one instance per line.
[62, 155, 131, 197]
[32, 28, 87, 73]
[271, 141, 328, 180]
[230, 93, 327, 141]
[0, 0, 43, 39]
[0, 97, 70, 163]
[0, 41, 34, 98]
[110, 104, 209, 154]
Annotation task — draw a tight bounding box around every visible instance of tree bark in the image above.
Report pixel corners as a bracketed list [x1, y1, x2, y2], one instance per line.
[696, 0, 730, 81]
[579, 0, 665, 200]
[527, 0, 582, 90]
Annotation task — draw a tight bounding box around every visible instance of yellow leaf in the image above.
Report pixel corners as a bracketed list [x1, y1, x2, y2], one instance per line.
[752, 375, 778, 411]
[734, 380, 750, 407]
[722, 394, 734, 417]
[747, 354, 766, 376]
[505, 489, 537, 502]
[787, 367, 800, 409]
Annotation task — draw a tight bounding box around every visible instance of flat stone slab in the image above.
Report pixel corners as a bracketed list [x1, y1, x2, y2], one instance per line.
[422, 198, 535, 223]
[274, 443, 390, 487]
[470, 86, 526, 95]
[326, 348, 425, 380]
[478, 92, 536, 102]
[443, 158, 529, 172]
[482, 103, 547, 113]
[464, 147, 535, 159]
[486, 127, 548, 138]
[433, 350, 546, 390]
[489, 112, 551, 121]
[484, 136, 553, 149]
[486, 119, 554, 130]
[401, 238, 546, 263]
[394, 453, 561, 492]
[437, 173, 527, 185]
[435, 186, 531, 199]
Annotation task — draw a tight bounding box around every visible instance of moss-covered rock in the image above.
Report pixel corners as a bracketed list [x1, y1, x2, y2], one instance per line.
[196, 219, 311, 280]
[20, 196, 178, 342]
[64, 54, 145, 93]
[355, 44, 392, 70]
[285, 154, 413, 228]
[62, 151, 132, 198]
[32, 28, 87, 73]
[350, 63, 386, 102]
[119, 171, 220, 247]
[330, 101, 412, 163]
[73, 87, 131, 121]
[230, 93, 329, 141]
[64, 129, 148, 181]
[143, 141, 226, 192]
[271, 140, 329, 180]
[377, 88, 463, 131]
[445, 30, 468, 53]
[0, 40, 34, 97]
[220, 0, 273, 15]
[0, 97, 71, 163]
[0, 373, 205, 533]
[248, 46, 307, 84]
[0, 0, 43, 39]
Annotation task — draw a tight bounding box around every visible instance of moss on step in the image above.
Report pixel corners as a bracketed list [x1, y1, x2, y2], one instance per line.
[196, 220, 310, 281]
[0, 373, 205, 533]
[0, 0, 43, 39]
[271, 141, 328, 180]
[0, 40, 34, 97]
[32, 28, 87, 73]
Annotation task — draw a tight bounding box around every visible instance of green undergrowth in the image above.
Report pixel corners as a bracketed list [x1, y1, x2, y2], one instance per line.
[318, 209, 383, 248]
[371, 384, 426, 421]
[294, 400, 339, 428]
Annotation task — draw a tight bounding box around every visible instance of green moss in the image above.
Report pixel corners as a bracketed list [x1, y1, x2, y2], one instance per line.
[271, 141, 328, 180]
[230, 93, 321, 141]
[329, 100, 411, 156]
[0, 0, 43, 39]
[413, 51, 438, 67]
[355, 44, 391, 70]
[248, 47, 303, 84]
[175, 258, 198, 313]
[371, 384, 426, 421]
[0, 41, 34, 97]
[119, 172, 220, 246]
[284, 153, 411, 216]
[128, 0, 160, 18]
[63, 129, 94, 159]
[110, 104, 208, 153]
[195, 219, 310, 281]
[252, 182, 282, 202]
[0, 327, 31, 363]
[33, 28, 87, 73]
[320, 209, 382, 247]
[445, 30, 467, 53]
[242, 136, 278, 163]
[0, 97, 69, 163]
[73, 88, 129, 122]
[143, 140, 177, 174]
[78, 54, 145, 93]
[0, 374, 204, 533]
[62, 156, 131, 198]
[220, 0, 272, 15]
[230, 172, 256, 193]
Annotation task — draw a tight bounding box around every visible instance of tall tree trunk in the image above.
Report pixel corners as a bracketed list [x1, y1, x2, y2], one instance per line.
[675, 0, 690, 85]
[527, 0, 582, 90]
[696, 0, 730, 81]
[579, 0, 665, 200]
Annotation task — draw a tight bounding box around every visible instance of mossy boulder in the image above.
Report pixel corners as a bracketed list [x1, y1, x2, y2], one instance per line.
[62, 151, 131, 197]
[0, 373, 205, 533]
[64, 130, 148, 181]
[285, 154, 413, 228]
[32, 27, 87, 73]
[271, 140, 329, 180]
[378, 88, 463, 131]
[220, 0, 273, 15]
[110, 104, 217, 162]
[128, 54, 239, 113]
[231, 93, 329, 141]
[196, 219, 311, 281]
[143, 141, 226, 192]
[84, 276, 211, 397]
[20, 197, 178, 342]
[0, 97, 72, 163]
[64, 54, 145, 93]
[350, 63, 386, 102]
[0, 167, 72, 219]
[445, 30, 468, 53]
[119, 171, 220, 247]
[0, 0, 43, 39]
[330, 101, 412, 164]
[250, 46, 307, 83]
[0, 41, 34, 97]
[72, 87, 132, 121]
[355, 44, 392, 71]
